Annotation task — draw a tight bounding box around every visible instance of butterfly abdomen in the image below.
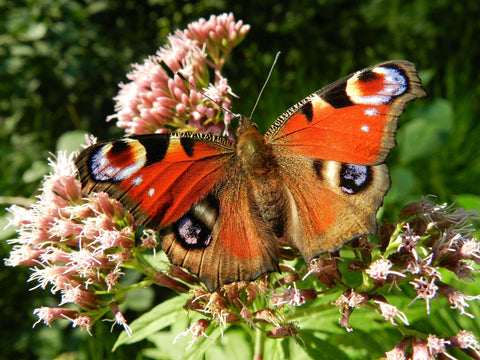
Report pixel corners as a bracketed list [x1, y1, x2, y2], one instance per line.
[237, 126, 288, 238]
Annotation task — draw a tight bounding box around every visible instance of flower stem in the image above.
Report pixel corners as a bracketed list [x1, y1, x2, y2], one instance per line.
[254, 324, 265, 360]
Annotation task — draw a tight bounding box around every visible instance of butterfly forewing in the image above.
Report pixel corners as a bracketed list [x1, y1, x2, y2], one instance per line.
[75, 133, 234, 229]
[266, 60, 426, 165]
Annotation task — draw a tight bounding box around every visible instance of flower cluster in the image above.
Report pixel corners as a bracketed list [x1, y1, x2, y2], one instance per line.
[107, 12, 249, 136]
[6, 150, 132, 334]
[168, 199, 480, 359]
[5, 146, 197, 334]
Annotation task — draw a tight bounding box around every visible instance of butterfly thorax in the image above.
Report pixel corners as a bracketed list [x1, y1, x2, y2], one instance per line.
[236, 122, 275, 176]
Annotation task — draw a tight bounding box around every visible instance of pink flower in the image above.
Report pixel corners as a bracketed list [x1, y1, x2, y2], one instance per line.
[65, 315, 94, 336]
[409, 277, 439, 314]
[397, 226, 421, 255]
[266, 322, 300, 339]
[385, 338, 409, 360]
[28, 264, 81, 293]
[240, 306, 254, 327]
[269, 282, 317, 307]
[105, 268, 123, 292]
[33, 307, 80, 327]
[426, 334, 455, 359]
[185, 13, 250, 67]
[4, 244, 44, 267]
[174, 319, 211, 350]
[412, 338, 430, 360]
[109, 303, 132, 337]
[139, 229, 159, 252]
[438, 283, 480, 318]
[107, 13, 249, 137]
[449, 330, 480, 357]
[366, 257, 406, 281]
[458, 237, 480, 261]
[202, 292, 230, 330]
[303, 253, 342, 287]
[254, 308, 281, 327]
[334, 290, 369, 332]
[373, 296, 409, 326]
[60, 286, 99, 310]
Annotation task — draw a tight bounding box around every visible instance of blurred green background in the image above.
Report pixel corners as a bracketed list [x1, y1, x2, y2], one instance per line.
[1, 0, 479, 359]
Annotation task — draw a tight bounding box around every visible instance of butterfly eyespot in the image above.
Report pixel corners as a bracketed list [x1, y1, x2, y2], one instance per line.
[173, 214, 213, 249]
[339, 164, 372, 195]
[346, 66, 407, 106]
[90, 139, 146, 182]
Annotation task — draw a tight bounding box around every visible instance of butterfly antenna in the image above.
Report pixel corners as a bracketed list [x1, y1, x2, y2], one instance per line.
[160, 61, 237, 119]
[249, 51, 281, 120]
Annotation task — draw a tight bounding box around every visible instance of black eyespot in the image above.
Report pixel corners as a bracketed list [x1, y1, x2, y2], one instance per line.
[173, 212, 213, 249]
[339, 164, 372, 195]
[357, 69, 380, 82]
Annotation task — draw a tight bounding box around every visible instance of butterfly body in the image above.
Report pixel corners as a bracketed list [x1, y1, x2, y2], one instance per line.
[76, 60, 426, 291]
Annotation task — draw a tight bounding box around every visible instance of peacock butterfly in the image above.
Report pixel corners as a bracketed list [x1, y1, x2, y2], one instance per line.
[75, 60, 426, 291]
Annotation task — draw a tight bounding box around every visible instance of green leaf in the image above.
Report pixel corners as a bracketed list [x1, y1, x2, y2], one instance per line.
[124, 287, 155, 312]
[203, 327, 253, 360]
[22, 159, 49, 183]
[383, 166, 417, 204]
[453, 194, 480, 210]
[55, 130, 89, 153]
[113, 294, 189, 350]
[398, 98, 453, 163]
[23, 22, 48, 41]
[300, 330, 352, 360]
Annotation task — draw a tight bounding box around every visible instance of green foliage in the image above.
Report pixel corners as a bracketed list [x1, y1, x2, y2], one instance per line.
[1, 0, 479, 359]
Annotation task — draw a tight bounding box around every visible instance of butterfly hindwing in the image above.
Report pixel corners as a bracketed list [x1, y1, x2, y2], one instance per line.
[266, 60, 426, 165]
[75, 133, 234, 230]
[162, 172, 280, 291]
[275, 153, 390, 261]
